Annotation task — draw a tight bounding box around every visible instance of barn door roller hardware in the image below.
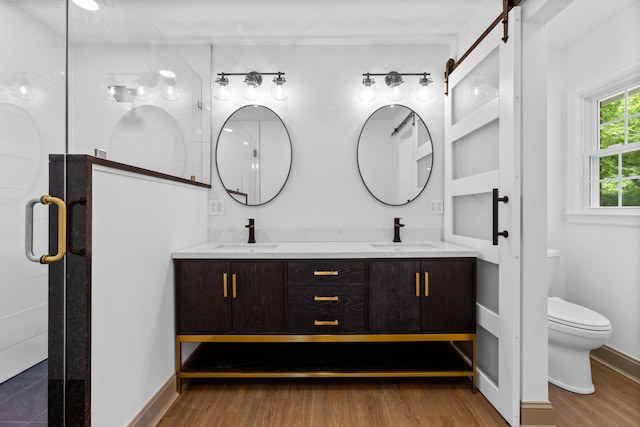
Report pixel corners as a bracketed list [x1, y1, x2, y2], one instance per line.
[444, 0, 520, 95]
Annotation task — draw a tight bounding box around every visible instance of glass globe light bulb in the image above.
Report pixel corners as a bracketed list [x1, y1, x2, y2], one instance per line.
[359, 75, 376, 102]
[213, 76, 232, 101]
[271, 74, 287, 101]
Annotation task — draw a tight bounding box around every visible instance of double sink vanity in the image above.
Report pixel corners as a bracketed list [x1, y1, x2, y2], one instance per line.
[172, 241, 478, 393]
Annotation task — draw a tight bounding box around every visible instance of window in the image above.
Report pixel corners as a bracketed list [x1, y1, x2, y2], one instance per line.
[589, 85, 640, 207]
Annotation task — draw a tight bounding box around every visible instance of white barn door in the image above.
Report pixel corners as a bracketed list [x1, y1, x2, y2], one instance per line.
[444, 7, 522, 426]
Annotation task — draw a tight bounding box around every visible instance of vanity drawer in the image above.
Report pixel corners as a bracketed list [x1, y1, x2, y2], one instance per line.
[288, 286, 365, 333]
[287, 261, 365, 285]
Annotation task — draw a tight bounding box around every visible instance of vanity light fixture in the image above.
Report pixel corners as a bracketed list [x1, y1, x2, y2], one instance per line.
[161, 78, 182, 101]
[271, 73, 287, 101]
[243, 71, 262, 101]
[415, 73, 434, 102]
[213, 71, 288, 102]
[385, 71, 404, 101]
[158, 69, 176, 79]
[136, 71, 159, 102]
[359, 74, 376, 102]
[213, 73, 232, 101]
[108, 85, 137, 102]
[9, 74, 36, 101]
[105, 71, 182, 102]
[360, 71, 432, 102]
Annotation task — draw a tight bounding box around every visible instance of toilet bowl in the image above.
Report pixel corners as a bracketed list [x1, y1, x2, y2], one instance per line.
[548, 296, 612, 394]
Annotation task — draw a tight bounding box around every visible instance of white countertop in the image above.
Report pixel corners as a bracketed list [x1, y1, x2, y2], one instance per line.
[172, 241, 478, 259]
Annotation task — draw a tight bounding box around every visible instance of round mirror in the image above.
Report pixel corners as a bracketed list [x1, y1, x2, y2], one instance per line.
[216, 105, 292, 205]
[357, 105, 434, 205]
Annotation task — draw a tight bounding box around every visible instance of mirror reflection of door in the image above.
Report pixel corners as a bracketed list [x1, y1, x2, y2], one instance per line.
[358, 105, 433, 205]
[216, 105, 291, 206]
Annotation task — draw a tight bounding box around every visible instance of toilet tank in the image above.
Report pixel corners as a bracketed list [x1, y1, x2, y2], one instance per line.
[547, 248, 563, 296]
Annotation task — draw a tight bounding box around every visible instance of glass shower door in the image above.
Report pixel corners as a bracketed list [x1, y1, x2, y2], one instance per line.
[0, 0, 67, 424]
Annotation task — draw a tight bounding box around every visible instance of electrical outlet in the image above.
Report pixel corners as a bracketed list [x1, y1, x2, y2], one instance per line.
[429, 199, 444, 214]
[208, 199, 224, 216]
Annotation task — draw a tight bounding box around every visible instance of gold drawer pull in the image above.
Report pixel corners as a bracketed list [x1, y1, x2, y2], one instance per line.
[415, 272, 420, 297]
[425, 272, 429, 297]
[314, 296, 339, 301]
[223, 273, 228, 298]
[314, 320, 339, 326]
[314, 270, 339, 276]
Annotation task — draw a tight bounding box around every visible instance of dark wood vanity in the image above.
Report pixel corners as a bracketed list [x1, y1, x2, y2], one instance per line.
[173, 252, 476, 393]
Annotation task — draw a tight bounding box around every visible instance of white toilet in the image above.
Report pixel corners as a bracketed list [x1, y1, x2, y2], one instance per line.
[547, 250, 612, 394]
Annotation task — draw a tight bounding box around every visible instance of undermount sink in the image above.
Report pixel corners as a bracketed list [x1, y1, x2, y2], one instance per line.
[369, 243, 436, 251]
[211, 243, 279, 251]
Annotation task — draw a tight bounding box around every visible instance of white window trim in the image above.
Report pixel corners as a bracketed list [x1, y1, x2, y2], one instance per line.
[565, 62, 640, 227]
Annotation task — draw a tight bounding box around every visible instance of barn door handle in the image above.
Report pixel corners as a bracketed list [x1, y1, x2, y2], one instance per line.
[25, 195, 67, 263]
[492, 188, 509, 246]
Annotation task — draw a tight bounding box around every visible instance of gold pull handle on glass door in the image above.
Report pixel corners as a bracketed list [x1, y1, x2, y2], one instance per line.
[25, 195, 66, 264]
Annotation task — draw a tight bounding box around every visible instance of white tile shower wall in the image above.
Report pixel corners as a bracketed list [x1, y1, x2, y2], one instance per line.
[209, 44, 449, 243]
[0, 2, 65, 383]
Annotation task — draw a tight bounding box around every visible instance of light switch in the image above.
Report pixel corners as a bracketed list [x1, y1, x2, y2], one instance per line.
[429, 200, 444, 214]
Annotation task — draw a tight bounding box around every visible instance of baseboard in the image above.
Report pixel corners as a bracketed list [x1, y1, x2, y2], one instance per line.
[520, 401, 555, 426]
[591, 345, 640, 384]
[127, 375, 179, 427]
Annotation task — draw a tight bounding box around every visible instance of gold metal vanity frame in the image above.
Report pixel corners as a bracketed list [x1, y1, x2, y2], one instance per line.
[175, 333, 476, 394]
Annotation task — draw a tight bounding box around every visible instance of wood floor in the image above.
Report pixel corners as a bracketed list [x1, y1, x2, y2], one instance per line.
[549, 359, 640, 427]
[159, 359, 640, 427]
[159, 376, 506, 427]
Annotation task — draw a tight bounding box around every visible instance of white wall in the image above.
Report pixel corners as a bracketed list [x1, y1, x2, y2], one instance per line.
[548, 2, 640, 360]
[91, 165, 208, 427]
[209, 44, 448, 243]
[0, 1, 65, 383]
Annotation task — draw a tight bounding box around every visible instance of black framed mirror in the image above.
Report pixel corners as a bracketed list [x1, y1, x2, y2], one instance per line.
[215, 105, 292, 205]
[357, 105, 434, 206]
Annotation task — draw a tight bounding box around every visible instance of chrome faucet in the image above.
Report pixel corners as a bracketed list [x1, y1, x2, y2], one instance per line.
[245, 218, 255, 244]
[393, 217, 404, 243]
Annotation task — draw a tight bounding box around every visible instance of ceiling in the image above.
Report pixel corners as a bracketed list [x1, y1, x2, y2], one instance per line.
[130, 0, 489, 46]
[14, 0, 491, 45]
[12, 0, 636, 48]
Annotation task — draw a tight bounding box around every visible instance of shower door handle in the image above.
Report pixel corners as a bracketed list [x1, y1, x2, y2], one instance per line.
[492, 188, 509, 246]
[25, 195, 67, 263]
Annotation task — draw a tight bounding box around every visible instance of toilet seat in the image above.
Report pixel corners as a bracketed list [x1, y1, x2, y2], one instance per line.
[548, 297, 611, 331]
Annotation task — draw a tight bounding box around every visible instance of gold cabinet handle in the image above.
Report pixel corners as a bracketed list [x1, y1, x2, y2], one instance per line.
[314, 296, 339, 301]
[425, 272, 429, 297]
[415, 272, 420, 297]
[314, 270, 339, 276]
[314, 320, 339, 326]
[232, 273, 237, 298]
[223, 273, 228, 298]
[26, 195, 67, 264]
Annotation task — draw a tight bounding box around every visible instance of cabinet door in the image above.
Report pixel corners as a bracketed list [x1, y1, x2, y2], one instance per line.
[176, 260, 231, 333]
[231, 261, 284, 333]
[420, 259, 475, 332]
[369, 260, 421, 331]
